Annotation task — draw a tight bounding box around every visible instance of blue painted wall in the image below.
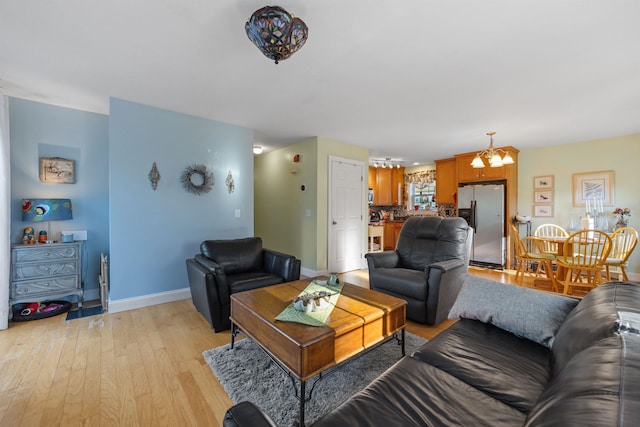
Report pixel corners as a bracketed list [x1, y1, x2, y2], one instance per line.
[9, 98, 110, 295]
[108, 98, 254, 300]
[10, 97, 254, 303]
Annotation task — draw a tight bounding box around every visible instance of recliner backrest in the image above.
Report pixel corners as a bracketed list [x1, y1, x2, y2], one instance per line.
[200, 237, 263, 274]
[396, 217, 471, 271]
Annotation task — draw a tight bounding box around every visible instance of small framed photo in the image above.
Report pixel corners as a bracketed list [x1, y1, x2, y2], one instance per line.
[533, 175, 554, 189]
[39, 157, 75, 184]
[534, 190, 553, 204]
[533, 205, 554, 218]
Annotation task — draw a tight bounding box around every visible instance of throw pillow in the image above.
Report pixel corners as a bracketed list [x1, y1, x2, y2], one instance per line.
[448, 277, 579, 347]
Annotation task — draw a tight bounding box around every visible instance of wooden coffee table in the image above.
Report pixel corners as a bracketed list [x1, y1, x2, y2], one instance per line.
[229, 278, 407, 426]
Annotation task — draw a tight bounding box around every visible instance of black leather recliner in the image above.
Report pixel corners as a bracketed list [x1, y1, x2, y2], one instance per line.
[186, 237, 301, 332]
[365, 216, 472, 325]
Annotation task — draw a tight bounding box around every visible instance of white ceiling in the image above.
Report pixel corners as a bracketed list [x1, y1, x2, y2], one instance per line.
[1, 0, 639, 165]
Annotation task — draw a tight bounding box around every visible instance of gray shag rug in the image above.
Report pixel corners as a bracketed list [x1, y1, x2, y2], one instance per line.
[204, 332, 427, 426]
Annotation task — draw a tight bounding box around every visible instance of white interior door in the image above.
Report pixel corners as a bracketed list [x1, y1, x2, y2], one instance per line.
[328, 157, 365, 273]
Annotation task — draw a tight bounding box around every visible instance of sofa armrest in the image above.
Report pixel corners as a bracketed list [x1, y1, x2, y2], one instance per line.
[194, 254, 231, 304]
[424, 258, 468, 325]
[427, 258, 465, 274]
[262, 249, 300, 281]
[223, 401, 276, 427]
[186, 258, 221, 330]
[290, 258, 301, 281]
[194, 253, 221, 273]
[365, 250, 400, 269]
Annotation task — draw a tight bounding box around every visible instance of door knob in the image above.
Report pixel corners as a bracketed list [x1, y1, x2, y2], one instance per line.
[332, 221, 337, 225]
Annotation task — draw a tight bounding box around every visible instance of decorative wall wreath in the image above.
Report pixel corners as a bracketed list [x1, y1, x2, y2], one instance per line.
[181, 164, 214, 195]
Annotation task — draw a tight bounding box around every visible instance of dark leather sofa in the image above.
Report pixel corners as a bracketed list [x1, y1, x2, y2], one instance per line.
[365, 216, 473, 325]
[186, 237, 301, 332]
[222, 281, 640, 426]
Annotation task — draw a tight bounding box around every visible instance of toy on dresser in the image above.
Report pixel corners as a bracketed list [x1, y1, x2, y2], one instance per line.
[22, 227, 36, 244]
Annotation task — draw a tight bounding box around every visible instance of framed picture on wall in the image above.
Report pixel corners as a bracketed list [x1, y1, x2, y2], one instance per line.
[533, 205, 554, 217]
[534, 190, 553, 204]
[533, 175, 554, 189]
[572, 170, 614, 207]
[39, 157, 75, 184]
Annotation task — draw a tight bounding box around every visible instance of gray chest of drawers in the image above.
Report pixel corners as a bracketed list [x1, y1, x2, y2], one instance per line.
[10, 242, 84, 318]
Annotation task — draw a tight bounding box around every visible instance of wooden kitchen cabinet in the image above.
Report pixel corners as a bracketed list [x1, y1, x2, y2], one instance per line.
[392, 167, 405, 206]
[383, 221, 404, 250]
[370, 166, 405, 206]
[368, 166, 376, 190]
[434, 158, 457, 205]
[375, 168, 392, 205]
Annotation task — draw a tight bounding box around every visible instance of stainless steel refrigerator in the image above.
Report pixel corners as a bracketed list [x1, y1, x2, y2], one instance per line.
[457, 183, 505, 268]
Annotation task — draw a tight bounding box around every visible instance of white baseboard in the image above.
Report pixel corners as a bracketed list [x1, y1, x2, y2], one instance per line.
[301, 266, 330, 278]
[108, 287, 192, 313]
[301, 265, 370, 278]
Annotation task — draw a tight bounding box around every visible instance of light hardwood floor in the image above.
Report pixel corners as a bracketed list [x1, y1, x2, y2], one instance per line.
[0, 267, 540, 427]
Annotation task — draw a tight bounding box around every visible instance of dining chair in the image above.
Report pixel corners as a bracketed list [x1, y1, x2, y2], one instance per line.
[553, 230, 612, 295]
[534, 224, 569, 255]
[511, 225, 557, 288]
[603, 227, 638, 281]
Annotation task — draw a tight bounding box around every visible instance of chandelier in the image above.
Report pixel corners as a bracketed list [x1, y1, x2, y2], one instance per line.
[245, 6, 309, 64]
[371, 157, 404, 169]
[470, 131, 515, 168]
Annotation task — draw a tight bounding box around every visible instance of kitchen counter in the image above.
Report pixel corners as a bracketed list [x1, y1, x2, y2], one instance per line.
[369, 220, 404, 226]
[406, 210, 439, 217]
[367, 224, 384, 252]
[370, 212, 441, 250]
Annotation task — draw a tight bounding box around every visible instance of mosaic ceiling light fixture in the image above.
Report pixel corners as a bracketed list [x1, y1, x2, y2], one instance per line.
[245, 6, 308, 64]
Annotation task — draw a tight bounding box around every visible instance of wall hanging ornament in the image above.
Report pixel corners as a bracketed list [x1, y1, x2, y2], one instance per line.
[181, 164, 214, 195]
[148, 162, 161, 190]
[225, 170, 235, 193]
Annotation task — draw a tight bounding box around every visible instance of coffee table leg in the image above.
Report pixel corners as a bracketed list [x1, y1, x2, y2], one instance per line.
[299, 380, 306, 427]
[230, 322, 237, 349]
[401, 328, 406, 357]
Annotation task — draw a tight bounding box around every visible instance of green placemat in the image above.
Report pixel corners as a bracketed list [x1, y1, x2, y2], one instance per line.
[275, 279, 344, 326]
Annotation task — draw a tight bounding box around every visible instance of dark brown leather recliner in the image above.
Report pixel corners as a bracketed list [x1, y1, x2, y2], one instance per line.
[365, 216, 472, 325]
[186, 237, 301, 332]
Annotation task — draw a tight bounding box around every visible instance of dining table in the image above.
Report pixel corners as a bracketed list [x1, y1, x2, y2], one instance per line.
[531, 235, 569, 253]
[527, 235, 567, 291]
[529, 231, 612, 294]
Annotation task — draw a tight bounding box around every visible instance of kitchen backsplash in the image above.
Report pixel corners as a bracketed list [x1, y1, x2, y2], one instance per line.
[437, 204, 457, 217]
[370, 204, 457, 220]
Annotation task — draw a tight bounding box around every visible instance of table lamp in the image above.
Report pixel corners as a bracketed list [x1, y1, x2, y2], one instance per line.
[22, 199, 73, 243]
